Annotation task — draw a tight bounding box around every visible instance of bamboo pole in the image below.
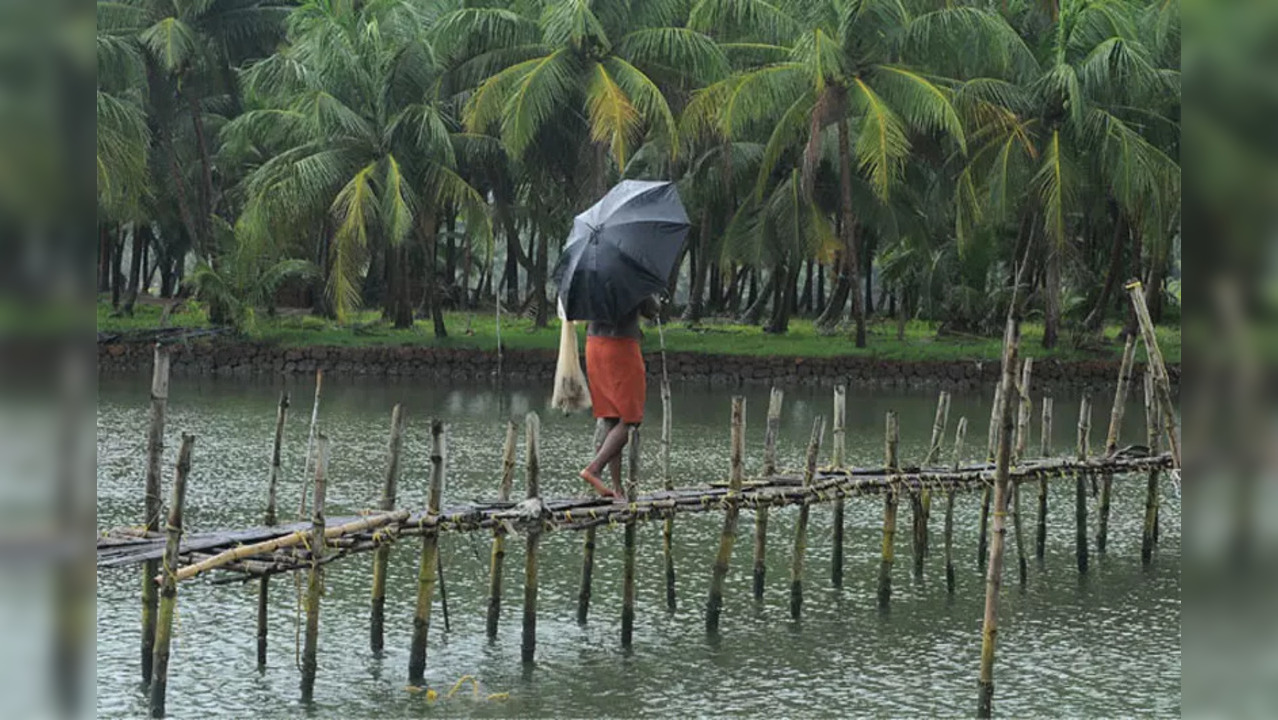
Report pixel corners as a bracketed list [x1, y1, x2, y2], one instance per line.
[706, 396, 745, 633]
[878, 410, 899, 609]
[622, 427, 640, 647]
[408, 421, 445, 686]
[1098, 335, 1137, 554]
[1141, 369, 1161, 565]
[945, 417, 967, 594]
[578, 419, 607, 625]
[978, 381, 1003, 569]
[258, 391, 289, 669]
[142, 344, 170, 685]
[370, 404, 406, 655]
[831, 385, 847, 588]
[298, 369, 323, 518]
[755, 388, 783, 600]
[487, 421, 517, 638]
[976, 314, 1022, 719]
[661, 375, 676, 612]
[1125, 280, 1180, 467]
[148, 433, 192, 719]
[299, 435, 329, 704]
[521, 413, 541, 663]
[1035, 396, 1053, 560]
[790, 416, 825, 619]
[1075, 396, 1092, 573]
[1011, 359, 1032, 585]
[914, 391, 949, 578]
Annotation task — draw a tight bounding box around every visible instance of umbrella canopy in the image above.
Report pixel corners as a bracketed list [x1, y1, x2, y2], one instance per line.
[552, 180, 691, 324]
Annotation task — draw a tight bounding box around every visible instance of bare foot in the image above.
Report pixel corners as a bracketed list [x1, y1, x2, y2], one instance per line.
[580, 469, 621, 499]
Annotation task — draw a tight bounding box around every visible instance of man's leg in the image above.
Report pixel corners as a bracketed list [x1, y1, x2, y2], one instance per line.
[582, 419, 628, 497]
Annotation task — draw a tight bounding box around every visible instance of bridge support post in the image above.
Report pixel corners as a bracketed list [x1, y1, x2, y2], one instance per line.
[754, 388, 783, 600]
[878, 411, 899, 609]
[521, 413, 541, 664]
[1075, 397, 1092, 573]
[1036, 396, 1053, 560]
[370, 404, 406, 655]
[1141, 368, 1162, 565]
[790, 416, 824, 619]
[300, 435, 329, 704]
[142, 344, 170, 685]
[1011, 359, 1033, 586]
[257, 391, 288, 670]
[149, 433, 193, 719]
[1099, 335, 1136, 555]
[408, 421, 445, 685]
[978, 382, 1003, 570]
[661, 376, 676, 612]
[945, 417, 968, 594]
[915, 390, 949, 579]
[706, 396, 745, 633]
[487, 421, 517, 638]
[830, 385, 846, 588]
[578, 419, 607, 625]
[1126, 280, 1180, 467]
[622, 428, 640, 647]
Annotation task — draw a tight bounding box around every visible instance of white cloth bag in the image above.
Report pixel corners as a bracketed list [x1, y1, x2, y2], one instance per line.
[551, 300, 591, 413]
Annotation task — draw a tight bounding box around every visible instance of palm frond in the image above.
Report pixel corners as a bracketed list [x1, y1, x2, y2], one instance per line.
[502, 49, 581, 158]
[604, 57, 680, 158]
[850, 78, 910, 199]
[872, 66, 966, 153]
[586, 61, 641, 168]
[140, 16, 202, 75]
[327, 161, 380, 322]
[616, 27, 730, 84]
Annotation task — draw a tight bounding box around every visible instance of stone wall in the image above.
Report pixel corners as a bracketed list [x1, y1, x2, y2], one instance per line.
[98, 339, 1179, 392]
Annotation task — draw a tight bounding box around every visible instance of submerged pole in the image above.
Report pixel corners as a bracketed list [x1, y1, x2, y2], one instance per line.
[979, 381, 1003, 569]
[831, 384, 847, 588]
[1011, 359, 1032, 585]
[1036, 396, 1053, 560]
[408, 421, 445, 686]
[370, 404, 406, 655]
[1141, 369, 1162, 565]
[258, 391, 289, 669]
[1098, 335, 1137, 554]
[945, 417, 968, 594]
[976, 312, 1022, 719]
[756, 387, 783, 600]
[142, 344, 170, 685]
[915, 391, 950, 577]
[790, 416, 825, 619]
[487, 421, 517, 638]
[878, 411, 900, 609]
[521, 413, 542, 663]
[661, 375, 676, 612]
[300, 435, 330, 704]
[578, 419, 607, 625]
[1075, 396, 1092, 573]
[622, 428, 640, 647]
[1125, 280, 1180, 467]
[148, 433, 193, 719]
[706, 396, 745, 633]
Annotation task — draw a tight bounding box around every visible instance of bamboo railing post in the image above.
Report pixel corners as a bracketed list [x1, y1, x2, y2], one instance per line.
[1125, 280, 1180, 467]
[298, 369, 323, 518]
[915, 390, 949, 577]
[521, 413, 542, 663]
[141, 344, 170, 685]
[878, 411, 900, 609]
[706, 396, 745, 633]
[976, 315, 1021, 719]
[148, 433, 192, 719]
[370, 404, 406, 655]
[1141, 369, 1162, 565]
[945, 417, 968, 594]
[300, 435, 330, 704]
[622, 428, 640, 647]
[756, 387, 783, 600]
[1036, 396, 1053, 560]
[578, 419, 607, 625]
[979, 382, 1003, 569]
[1011, 359, 1032, 585]
[1075, 397, 1092, 573]
[408, 421, 445, 686]
[831, 385, 847, 588]
[790, 416, 825, 619]
[487, 421, 517, 638]
[661, 376, 676, 612]
[257, 391, 289, 669]
[1098, 335, 1136, 554]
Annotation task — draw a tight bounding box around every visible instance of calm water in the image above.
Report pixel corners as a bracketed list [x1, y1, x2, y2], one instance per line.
[96, 374, 1180, 718]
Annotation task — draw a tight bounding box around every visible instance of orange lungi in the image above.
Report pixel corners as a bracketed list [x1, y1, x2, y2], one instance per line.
[585, 335, 646, 424]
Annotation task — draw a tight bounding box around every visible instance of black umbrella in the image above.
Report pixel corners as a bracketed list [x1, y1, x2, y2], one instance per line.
[552, 180, 691, 324]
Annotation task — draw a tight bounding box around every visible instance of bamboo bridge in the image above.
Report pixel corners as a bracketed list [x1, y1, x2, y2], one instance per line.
[97, 283, 1181, 719]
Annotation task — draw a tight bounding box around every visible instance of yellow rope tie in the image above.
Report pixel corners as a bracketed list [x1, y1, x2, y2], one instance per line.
[564, 511, 573, 523]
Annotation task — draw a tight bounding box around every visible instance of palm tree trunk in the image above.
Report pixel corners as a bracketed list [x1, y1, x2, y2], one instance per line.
[1123, 229, 1144, 337]
[420, 212, 447, 337]
[766, 263, 799, 333]
[1083, 209, 1128, 333]
[1043, 244, 1062, 349]
[98, 224, 113, 293]
[111, 226, 125, 309]
[392, 243, 413, 329]
[185, 90, 215, 260]
[739, 271, 773, 325]
[684, 217, 710, 323]
[124, 223, 149, 315]
[864, 233, 876, 317]
[799, 259, 814, 314]
[533, 226, 550, 328]
[817, 252, 850, 328]
[837, 117, 867, 347]
[1146, 253, 1165, 323]
[708, 263, 723, 312]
